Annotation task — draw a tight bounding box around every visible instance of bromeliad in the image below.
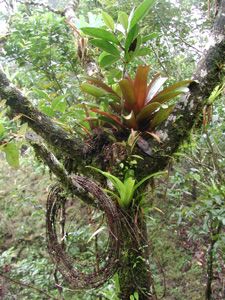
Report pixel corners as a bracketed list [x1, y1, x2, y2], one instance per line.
[79, 65, 193, 132]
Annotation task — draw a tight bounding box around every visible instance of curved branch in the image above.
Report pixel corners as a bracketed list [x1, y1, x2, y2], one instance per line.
[0, 69, 85, 160]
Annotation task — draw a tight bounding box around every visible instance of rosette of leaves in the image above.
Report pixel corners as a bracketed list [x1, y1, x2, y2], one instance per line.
[80, 65, 193, 132]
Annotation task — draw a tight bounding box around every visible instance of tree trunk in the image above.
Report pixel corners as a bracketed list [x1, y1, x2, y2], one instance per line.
[118, 211, 154, 300]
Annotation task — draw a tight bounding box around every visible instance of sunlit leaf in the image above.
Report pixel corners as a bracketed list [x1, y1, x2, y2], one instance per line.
[102, 11, 115, 31]
[81, 27, 119, 44]
[89, 39, 120, 57]
[87, 227, 106, 243]
[118, 11, 128, 31]
[2, 142, 19, 168]
[130, 0, 157, 29]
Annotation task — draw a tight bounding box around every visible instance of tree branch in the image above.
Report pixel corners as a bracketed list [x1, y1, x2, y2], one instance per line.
[0, 69, 85, 161]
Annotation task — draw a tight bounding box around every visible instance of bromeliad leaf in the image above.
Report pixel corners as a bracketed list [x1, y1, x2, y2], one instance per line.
[80, 83, 108, 97]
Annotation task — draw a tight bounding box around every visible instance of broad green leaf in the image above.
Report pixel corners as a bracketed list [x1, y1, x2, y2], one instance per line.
[102, 11, 115, 31]
[134, 292, 139, 300]
[125, 34, 141, 63]
[130, 0, 157, 29]
[100, 54, 120, 68]
[119, 79, 137, 112]
[80, 83, 108, 98]
[55, 101, 67, 113]
[51, 94, 68, 110]
[142, 33, 159, 43]
[79, 75, 120, 99]
[133, 65, 150, 109]
[89, 39, 120, 57]
[136, 102, 161, 123]
[3, 142, 19, 168]
[125, 23, 139, 52]
[33, 88, 50, 102]
[81, 27, 120, 44]
[149, 104, 175, 129]
[0, 124, 5, 136]
[39, 106, 55, 117]
[118, 12, 128, 31]
[137, 48, 152, 56]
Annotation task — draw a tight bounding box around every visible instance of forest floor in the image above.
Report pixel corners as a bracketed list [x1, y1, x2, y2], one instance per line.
[0, 152, 225, 299]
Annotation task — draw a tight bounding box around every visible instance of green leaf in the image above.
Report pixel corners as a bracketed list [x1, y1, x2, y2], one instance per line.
[39, 106, 55, 117]
[142, 32, 159, 43]
[134, 292, 139, 300]
[130, 0, 157, 29]
[33, 88, 50, 102]
[137, 48, 151, 56]
[118, 12, 128, 31]
[102, 11, 115, 31]
[80, 83, 108, 97]
[55, 101, 67, 113]
[130, 296, 135, 300]
[100, 54, 119, 68]
[0, 123, 5, 136]
[123, 111, 137, 129]
[3, 142, 19, 168]
[89, 39, 120, 57]
[149, 104, 175, 129]
[51, 94, 68, 110]
[125, 23, 139, 52]
[81, 27, 120, 44]
[134, 171, 166, 190]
